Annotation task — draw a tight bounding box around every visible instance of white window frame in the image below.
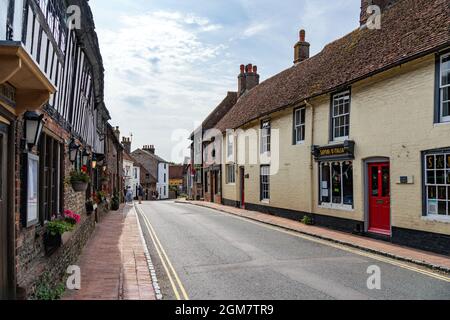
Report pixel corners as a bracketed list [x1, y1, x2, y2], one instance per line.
[260, 165, 270, 201]
[261, 120, 271, 154]
[332, 91, 351, 141]
[440, 53, 450, 123]
[226, 163, 236, 184]
[294, 107, 306, 144]
[319, 161, 354, 211]
[424, 152, 450, 218]
[227, 132, 234, 160]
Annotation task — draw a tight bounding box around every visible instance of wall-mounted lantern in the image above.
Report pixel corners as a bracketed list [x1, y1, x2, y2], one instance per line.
[69, 139, 80, 163]
[82, 149, 90, 165]
[24, 111, 44, 151]
[91, 155, 97, 169]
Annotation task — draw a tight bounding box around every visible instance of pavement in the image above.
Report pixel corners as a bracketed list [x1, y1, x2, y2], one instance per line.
[176, 199, 450, 273]
[137, 201, 450, 300]
[63, 205, 157, 300]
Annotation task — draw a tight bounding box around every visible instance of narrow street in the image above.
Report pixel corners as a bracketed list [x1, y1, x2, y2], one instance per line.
[136, 201, 450, 300]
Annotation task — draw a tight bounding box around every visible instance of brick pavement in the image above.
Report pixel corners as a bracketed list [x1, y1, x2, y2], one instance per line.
[63, 205, 156, 300]
[177, 200, 450, 273]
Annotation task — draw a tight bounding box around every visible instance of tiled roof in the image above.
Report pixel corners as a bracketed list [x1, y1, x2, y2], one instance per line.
[135, 148, 169, 164]
[216, 0, 450, 132]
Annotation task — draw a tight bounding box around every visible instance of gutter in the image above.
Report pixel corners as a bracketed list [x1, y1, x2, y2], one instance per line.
[304, 99, 314, 215]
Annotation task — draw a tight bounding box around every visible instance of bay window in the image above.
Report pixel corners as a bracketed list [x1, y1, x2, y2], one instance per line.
[424, 150, 450, 217]
[320, 161, 353, 209]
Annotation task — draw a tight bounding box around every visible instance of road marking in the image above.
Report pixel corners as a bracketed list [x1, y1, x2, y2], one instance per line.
[136, 205, 190, 300]
[189, 204, 450, 283]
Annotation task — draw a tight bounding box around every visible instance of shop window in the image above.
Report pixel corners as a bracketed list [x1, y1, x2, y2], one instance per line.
[39, 134, 63, 223]
[424, 151, 450, 217]
[260, 165, 270, 201]
[320, 161, 353, 209]
[331, 91, 351, 141]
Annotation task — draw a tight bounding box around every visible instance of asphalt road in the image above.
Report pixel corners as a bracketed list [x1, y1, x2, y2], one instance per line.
[136, 201, 450, 300]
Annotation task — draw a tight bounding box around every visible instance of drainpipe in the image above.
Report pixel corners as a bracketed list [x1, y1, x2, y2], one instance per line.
[304, 99, 315, 215]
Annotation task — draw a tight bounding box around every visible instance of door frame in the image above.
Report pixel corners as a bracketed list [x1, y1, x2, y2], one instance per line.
[239, 166, 245, 209]
[364, 157, 391, 235]
[0, 118, 15, 300]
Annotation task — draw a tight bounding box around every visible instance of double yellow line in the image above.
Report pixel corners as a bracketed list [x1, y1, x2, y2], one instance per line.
[135, 205, 190, 300]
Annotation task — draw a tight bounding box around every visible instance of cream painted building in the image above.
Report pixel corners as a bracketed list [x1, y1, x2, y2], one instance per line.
[196, 0, 450, 255]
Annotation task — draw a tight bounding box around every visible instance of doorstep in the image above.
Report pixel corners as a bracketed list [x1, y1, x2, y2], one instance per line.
[175, 199, 450, 274]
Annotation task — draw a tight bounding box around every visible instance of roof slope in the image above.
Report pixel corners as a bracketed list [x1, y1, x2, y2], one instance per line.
[216, 0, 450, 131]
[133, 148, 169, 164]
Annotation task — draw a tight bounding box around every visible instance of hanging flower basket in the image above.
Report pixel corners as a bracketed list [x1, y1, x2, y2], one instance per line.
[69, 166, 91, 193]
[72, 181, 88, 192]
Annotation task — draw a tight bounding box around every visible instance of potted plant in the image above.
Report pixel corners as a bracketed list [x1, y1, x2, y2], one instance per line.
[85, 199, 95, 215]
[44, 219, 74, 255]
[111, 193, 120, 211]
[70, 165, 90, 192]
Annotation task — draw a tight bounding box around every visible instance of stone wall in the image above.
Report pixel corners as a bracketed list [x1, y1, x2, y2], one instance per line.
[14, 112, 104, 299]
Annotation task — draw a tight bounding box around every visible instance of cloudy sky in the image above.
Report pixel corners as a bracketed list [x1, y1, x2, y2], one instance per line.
[90, 0, 360, 162]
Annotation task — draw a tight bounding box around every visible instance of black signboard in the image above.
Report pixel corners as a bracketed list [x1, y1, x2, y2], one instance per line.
[312, 140, 355, 161]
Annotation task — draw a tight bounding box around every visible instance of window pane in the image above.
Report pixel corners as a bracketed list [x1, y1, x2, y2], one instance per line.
[436, 155, 445, 169]
[332, 163, 342, 204]
[371, 166, 379, 196]
[447, 154, 450, 168]
[428, 186, 437, 199]
[321, 163, 331, 203]
[438, 201, 446, 215]
[436, 170, 445, 184]
[427, 170, 435, 184]
[443, 102, 450, 118]
[426, 155, 435, 169]
[343, 162, 353, 205]
[438, 186, 447, 200]
[301, 108, 305, 123]
[382, 166, 390, 197]
[442, 68, 450, 86]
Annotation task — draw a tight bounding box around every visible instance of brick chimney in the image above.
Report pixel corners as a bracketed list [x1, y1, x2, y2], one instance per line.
[122, 137, 131, 154]
[238, 64, 260, 97]
[143, 145, 155, 154]
[360, 0, 395, 26]
[294, 29, 310, 64]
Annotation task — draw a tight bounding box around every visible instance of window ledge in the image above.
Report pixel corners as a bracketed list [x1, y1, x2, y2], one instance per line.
[226, 183, 236, 186]
[261, 200, 270, 204]
[295, 141, 306, 146]
[433, 121, 450, 127]
[319, 204, 354, 212]
[422, 215, 450, 224]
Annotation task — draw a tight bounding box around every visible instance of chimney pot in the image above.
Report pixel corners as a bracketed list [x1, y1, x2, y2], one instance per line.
[240, 64, 245, 74]
[300, 29, 306, 42]
[248, 64, 253, 73]
[253, 65, 257, 73]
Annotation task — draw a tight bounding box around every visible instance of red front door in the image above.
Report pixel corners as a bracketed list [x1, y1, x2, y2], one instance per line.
[368, 163, 391, 236]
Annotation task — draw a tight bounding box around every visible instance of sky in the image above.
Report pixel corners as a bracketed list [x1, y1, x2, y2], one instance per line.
[89, 0, 361, 163]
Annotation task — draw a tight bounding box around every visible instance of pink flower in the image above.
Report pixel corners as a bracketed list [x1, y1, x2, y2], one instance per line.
[64, 210, 81, 224]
